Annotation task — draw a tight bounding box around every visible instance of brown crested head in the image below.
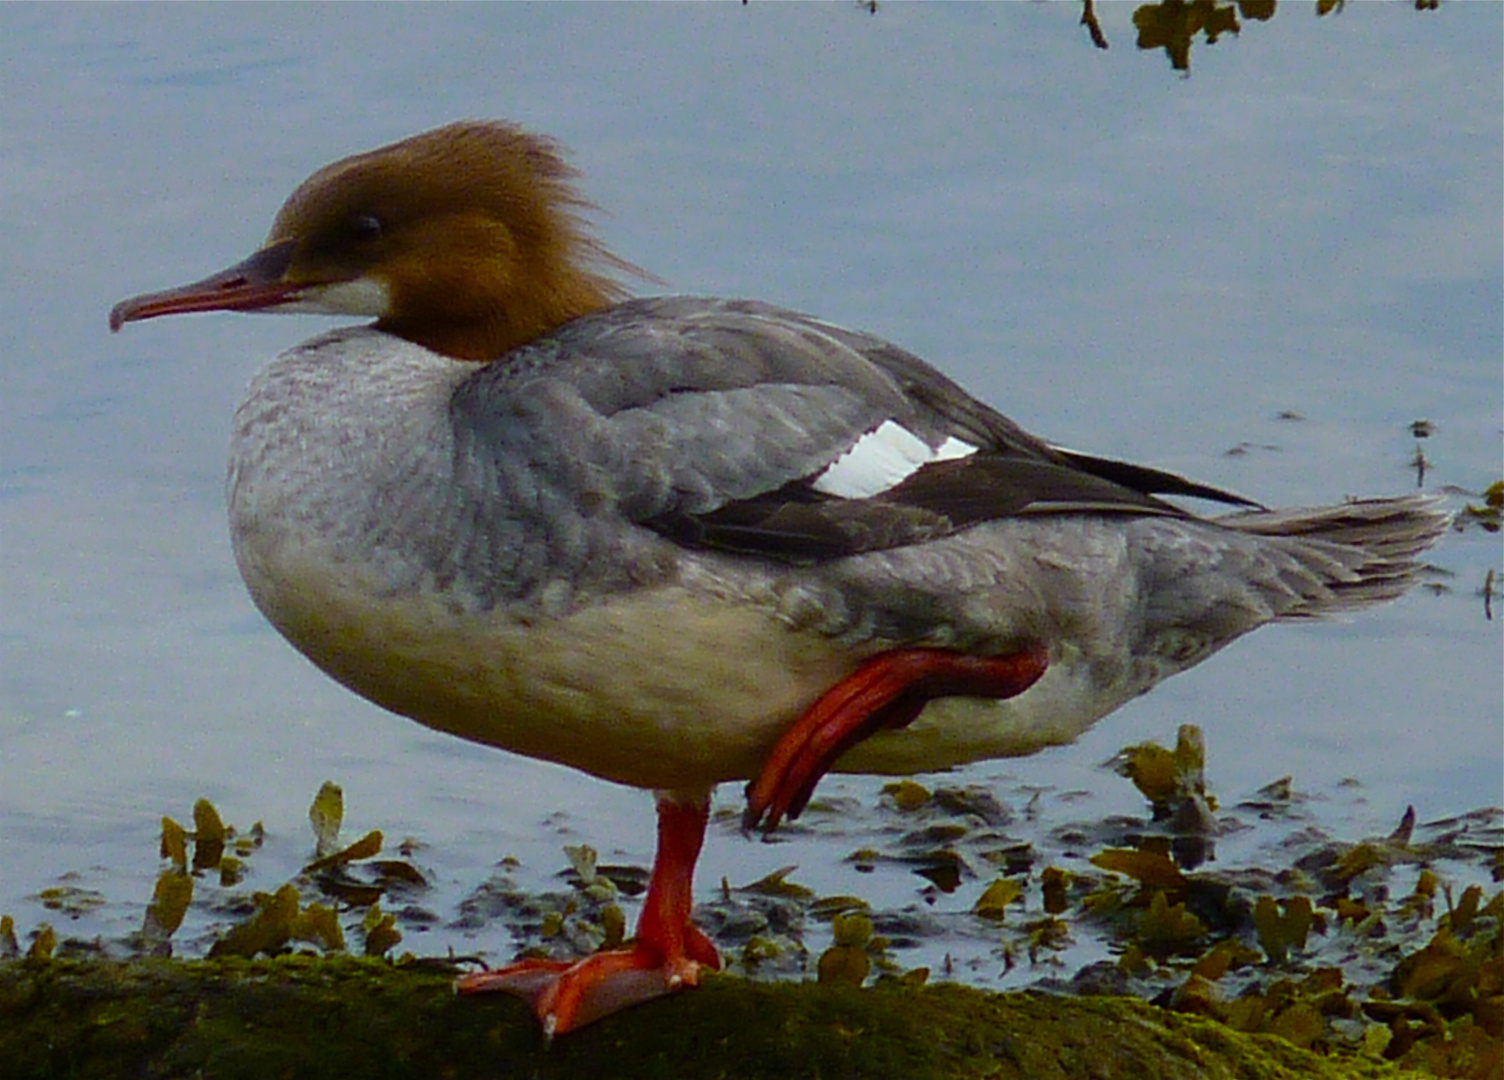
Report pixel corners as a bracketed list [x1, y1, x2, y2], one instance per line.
[112, 121, 634, 361]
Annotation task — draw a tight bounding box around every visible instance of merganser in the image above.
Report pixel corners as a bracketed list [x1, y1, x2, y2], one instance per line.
[110, 121, 1447, 1036]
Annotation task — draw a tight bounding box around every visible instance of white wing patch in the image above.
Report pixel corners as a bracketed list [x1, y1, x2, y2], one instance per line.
[812, 421, 978, 499]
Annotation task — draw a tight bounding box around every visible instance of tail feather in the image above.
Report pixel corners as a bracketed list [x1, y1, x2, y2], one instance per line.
[1215, 495, 1450, 616]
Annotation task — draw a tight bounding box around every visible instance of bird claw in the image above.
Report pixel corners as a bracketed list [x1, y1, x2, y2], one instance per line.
[456, 948, 702, 1036]
[744, 645, 1049, 833]
[455, 792, 717, 1036]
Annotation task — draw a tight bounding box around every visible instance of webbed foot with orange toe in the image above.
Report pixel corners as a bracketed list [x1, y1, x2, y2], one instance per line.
[455, 791, 719, 1037]
[743, 645, 1049, 833]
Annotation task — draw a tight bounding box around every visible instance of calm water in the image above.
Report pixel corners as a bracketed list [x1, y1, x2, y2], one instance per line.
[1, 5, 1500, 963]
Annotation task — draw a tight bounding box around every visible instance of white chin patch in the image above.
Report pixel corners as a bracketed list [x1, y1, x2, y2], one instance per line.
[276, 277, 392, 318]
[812, 421, 977, 499]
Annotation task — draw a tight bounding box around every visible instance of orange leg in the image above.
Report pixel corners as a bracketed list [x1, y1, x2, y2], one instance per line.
[744, 645, 1049, 832]
[456, 791, 719, 1037]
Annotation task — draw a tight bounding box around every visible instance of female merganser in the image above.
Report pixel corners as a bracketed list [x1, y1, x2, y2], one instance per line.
[111, 121, 1446, 1036]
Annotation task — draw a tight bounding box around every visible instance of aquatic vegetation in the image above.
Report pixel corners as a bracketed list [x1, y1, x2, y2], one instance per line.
[2, 727, 1499, 1074]
[1454, 481, 1502, 535]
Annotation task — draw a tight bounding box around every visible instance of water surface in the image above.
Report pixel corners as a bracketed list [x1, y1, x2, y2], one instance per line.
[1, 4, 1499, 964]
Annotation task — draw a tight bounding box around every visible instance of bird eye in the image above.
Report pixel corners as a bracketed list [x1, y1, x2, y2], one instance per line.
[349, 214, 383, 242]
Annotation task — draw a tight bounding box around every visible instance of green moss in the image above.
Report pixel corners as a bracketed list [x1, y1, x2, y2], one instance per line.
[0, 957, 1438, 1080]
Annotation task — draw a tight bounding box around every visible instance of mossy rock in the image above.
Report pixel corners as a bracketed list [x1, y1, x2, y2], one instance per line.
[0, 956, 1429, 1080]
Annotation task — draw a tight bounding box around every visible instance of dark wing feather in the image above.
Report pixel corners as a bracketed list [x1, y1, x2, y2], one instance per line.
[1053, 449, 1261, 509]
[654, 452, 1204, 565]
[650, 485, 957, 563]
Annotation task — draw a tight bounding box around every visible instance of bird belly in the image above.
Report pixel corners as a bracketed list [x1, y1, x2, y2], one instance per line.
[232, 536, 1126, 790]
[236, 536, 845, 788]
